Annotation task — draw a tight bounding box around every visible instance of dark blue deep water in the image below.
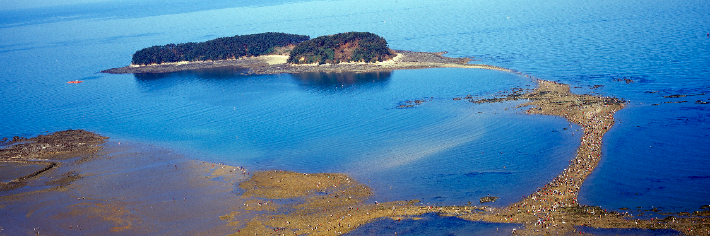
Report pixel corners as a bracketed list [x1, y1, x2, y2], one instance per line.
[1, 0, 709, 232]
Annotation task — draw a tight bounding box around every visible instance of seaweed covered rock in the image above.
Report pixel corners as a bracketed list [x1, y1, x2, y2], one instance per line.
[480, 196, 499, 203]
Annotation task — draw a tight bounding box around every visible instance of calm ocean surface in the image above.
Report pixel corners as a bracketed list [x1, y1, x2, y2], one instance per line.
[1, 0, 709, 232]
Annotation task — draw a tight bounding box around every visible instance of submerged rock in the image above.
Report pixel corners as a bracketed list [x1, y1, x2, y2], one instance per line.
[480, 196, 499, 203]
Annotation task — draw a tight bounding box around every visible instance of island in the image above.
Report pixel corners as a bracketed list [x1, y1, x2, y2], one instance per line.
[101, 32, 509, 75]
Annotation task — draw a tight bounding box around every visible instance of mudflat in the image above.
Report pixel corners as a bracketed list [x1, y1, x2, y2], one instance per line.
[1, 134, 249, 235]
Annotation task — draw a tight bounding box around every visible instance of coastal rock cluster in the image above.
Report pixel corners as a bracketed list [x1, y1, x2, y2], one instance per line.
[0, 130, 107, 191]
[0, 130, 107, 160]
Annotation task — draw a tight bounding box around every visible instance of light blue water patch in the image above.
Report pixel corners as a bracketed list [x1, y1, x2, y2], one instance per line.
[349, 104, 581, 207]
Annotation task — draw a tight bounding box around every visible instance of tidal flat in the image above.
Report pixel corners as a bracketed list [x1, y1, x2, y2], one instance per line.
[2, 76, 707, 235]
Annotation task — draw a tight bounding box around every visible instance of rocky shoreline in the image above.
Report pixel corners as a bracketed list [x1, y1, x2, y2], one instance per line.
[101, 50, 511, 75]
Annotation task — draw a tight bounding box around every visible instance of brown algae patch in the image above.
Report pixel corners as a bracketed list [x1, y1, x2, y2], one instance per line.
[224, 170, 482, 235]
[0, 129, 107, 161]
[239, 171, 371, 199]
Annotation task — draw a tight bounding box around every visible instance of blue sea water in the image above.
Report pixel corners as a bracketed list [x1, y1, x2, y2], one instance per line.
[1, 0, 709, 231]
[346, 213, 522, 236]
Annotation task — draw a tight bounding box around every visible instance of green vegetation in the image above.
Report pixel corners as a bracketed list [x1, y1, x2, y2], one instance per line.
[131, 32, 310, 65]
[287, 32, 395, 64]
[130, 32, 395, 66]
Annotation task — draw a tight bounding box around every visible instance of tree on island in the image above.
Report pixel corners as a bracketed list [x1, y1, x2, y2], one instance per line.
[131, 32, 310, 65]
[287, 32, 396, 64]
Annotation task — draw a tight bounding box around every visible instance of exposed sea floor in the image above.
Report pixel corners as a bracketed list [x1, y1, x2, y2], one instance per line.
[1, 0, 709, 232]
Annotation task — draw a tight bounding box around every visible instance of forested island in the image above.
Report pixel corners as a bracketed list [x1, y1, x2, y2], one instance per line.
[288, 32, 396, 64]
[128, 32, 395, 66]
[102, 31, 503, 74]
[130, 32, 310, 65]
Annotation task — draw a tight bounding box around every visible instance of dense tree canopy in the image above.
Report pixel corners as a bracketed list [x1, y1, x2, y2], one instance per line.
[287, 32, 395, 64]
[131, 32, 310, 65]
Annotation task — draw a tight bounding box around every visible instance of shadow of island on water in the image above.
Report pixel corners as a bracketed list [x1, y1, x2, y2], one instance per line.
[133, 66, 250, 81]
[132, 66, 251, 92]
[289, 71, 392, 92]
[132, 67, 391, 93]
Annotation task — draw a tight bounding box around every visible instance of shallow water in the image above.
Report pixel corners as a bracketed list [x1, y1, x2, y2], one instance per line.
[1, 0, 709, 230]
[576, 226, 680, 236]
[0, 162, 48, 182]
[345, 213, 521, 236]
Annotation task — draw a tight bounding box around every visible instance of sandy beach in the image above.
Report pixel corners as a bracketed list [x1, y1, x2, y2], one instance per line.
[3, 77, 709, 235]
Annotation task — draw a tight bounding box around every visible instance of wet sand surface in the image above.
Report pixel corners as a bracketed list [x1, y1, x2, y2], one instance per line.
[2, 80, 709, 235]
[1, 133, 249, 235]
[0, 130, 107, 192]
